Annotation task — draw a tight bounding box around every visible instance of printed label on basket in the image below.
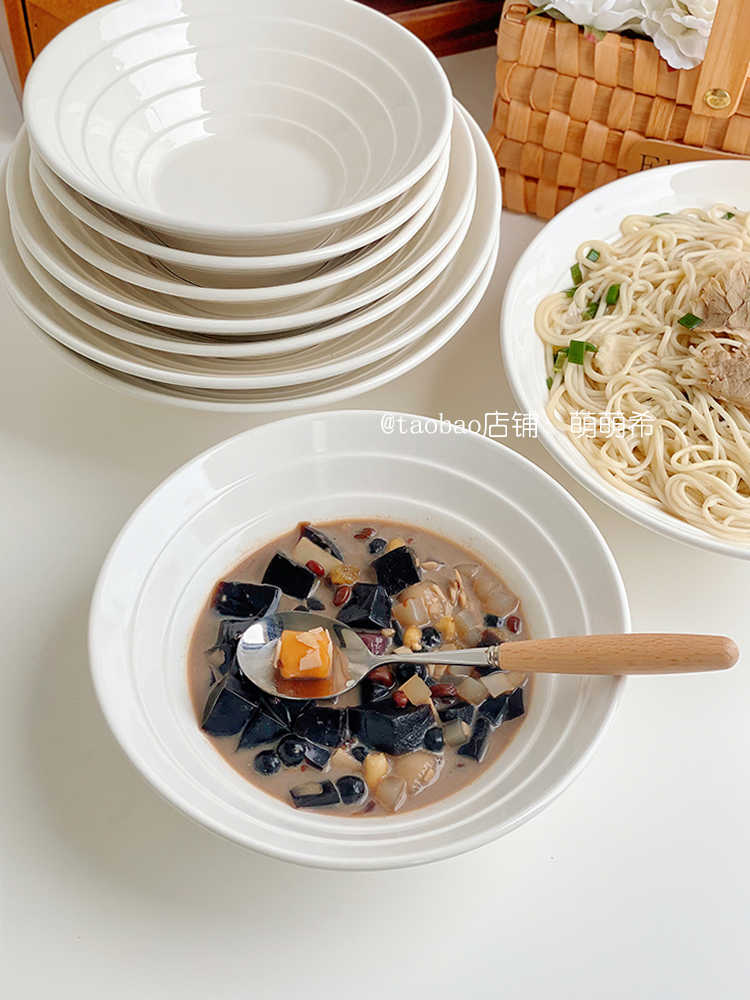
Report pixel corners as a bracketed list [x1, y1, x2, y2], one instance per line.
[626, 139, 750, 174]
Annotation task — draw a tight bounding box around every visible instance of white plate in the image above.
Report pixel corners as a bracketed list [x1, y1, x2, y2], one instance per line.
[8, 219, 493, 387]
[9, 116, 475, 333]
[24, 0, 452, 252]
[3, 109, 500, 401]
[10, 223, 499, 399]
[12, 234, 498, 409]
[31, 140, 451, 286]
[3, 110, 498, 390]
[501, 159, 750, 560]
[27, 111, 470, 303]
[88, 409, 628, 869]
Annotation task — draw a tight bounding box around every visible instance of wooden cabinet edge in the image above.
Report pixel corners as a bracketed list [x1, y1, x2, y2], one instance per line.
[1, 0, 29, 96]
[391, 1, 503, 59]
[1, 0, 505, 92]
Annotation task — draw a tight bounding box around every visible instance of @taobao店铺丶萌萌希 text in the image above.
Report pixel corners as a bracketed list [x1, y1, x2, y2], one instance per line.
[379, 411, 655, 439]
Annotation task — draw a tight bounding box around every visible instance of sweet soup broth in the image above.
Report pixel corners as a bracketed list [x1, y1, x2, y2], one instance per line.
[188, 520, 532, 816]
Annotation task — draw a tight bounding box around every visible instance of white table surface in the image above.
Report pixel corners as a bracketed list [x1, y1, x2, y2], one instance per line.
[1, 44, 748, 1000]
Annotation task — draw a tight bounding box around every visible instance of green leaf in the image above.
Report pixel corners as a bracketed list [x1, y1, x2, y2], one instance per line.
[526, 4, 570, 22]
[583, 25, 606, 41]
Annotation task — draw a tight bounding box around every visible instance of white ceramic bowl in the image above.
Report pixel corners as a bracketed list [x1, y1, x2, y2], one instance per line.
[24, 0, 452, 252]
[9, 116, 475, 333]
[30, 140, 451, 287]
[501, 160, 750, 561]
[25, 111, 471, 304]
[89, 411, 629, 869]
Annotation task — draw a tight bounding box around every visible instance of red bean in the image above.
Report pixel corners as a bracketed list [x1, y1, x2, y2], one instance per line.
[306, 560, 325, 577]
[333, 585, 352, 607]
[429, 683, 458, 699]
[369, 666, 394, 687]
[354, 527, 376, 539]
[507, 615, 522, 634]
[392, 690, 408, 708]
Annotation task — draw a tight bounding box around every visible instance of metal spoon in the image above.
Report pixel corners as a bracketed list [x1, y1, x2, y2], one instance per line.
[236, 611, 739, 700]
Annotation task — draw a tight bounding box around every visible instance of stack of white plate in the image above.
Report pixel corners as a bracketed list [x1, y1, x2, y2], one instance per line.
[1, 0, 500, 412]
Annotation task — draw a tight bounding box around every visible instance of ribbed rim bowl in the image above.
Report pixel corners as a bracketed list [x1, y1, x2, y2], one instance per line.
[30, 137, 451, 281]
[21, 109, 470, 304]
[24, 0, 453, 246]
[88, 411, 629, 869]
[8, 105, 489, 338]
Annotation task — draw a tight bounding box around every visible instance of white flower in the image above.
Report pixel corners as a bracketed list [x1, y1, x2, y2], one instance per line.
[640, 1, 717, 69]
[546, 0, 646, 33]
[541, 1, 717, 70]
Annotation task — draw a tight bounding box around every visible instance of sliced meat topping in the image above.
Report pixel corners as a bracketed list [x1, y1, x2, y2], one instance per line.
[694, 259, 750, 332]
[592, 332, 640, 376]
[700, 342, 750, 409]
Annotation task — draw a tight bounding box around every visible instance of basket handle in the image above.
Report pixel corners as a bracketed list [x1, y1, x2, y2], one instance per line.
[693, 0, 750, 117]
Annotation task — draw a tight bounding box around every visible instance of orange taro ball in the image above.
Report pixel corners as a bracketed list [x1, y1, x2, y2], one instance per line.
[276, 627, 333, 680]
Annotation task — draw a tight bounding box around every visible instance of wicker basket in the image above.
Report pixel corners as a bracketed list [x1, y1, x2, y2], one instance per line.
[488, 0, 750, 218]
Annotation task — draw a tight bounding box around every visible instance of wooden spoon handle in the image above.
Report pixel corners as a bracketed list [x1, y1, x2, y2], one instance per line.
[498, 634, 739, 674]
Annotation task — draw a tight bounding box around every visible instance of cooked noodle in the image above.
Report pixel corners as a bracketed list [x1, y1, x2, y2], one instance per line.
[535, 204, 750, 542]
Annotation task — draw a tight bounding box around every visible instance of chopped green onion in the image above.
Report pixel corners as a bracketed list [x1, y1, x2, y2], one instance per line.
[553, 348, 568, 372]
[568, 341, 586, 364]
[722, 211, 735, 220]
[582, 299, 600, 320]
[567, 340, 598, 365]
[564, 287, 577, 298]
[571, 262, 583, 285]
[546, 376, 553, 390]
[655, 212, 670, 218]
[606, 284, 621, 306]
[586, 248, 600, 263]
[678, 312, 703, 330]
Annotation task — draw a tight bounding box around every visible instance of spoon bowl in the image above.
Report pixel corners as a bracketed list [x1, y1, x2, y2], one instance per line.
[237, 611, 374, 699]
